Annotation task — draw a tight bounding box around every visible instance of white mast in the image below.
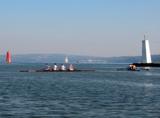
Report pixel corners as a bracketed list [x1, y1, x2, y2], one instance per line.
[142, 35, 152, 63]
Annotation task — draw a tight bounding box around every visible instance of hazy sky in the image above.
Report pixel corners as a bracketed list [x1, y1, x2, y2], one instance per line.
[0, 0, 160, 57]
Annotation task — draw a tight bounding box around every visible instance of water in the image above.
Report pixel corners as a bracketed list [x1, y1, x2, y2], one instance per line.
[0, 64, 160, 118]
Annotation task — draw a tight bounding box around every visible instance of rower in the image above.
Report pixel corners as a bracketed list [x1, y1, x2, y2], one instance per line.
[69, 64, 75, 71]
[53, 63, 58, 71]
[61, 64, 66, 71]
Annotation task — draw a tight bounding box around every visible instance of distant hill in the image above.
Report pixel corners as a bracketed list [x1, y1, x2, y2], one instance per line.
[0, 54, 160, 64]
[107, 55, 160, 63]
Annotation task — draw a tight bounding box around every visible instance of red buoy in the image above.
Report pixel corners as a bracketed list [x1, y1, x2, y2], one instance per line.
[6, 51, 11, 64]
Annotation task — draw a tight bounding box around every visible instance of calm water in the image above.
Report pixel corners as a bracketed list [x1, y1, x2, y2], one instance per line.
[0, 64, 160, 118]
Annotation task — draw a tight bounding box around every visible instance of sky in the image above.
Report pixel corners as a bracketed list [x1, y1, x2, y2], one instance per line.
[0, 0, 160, 57]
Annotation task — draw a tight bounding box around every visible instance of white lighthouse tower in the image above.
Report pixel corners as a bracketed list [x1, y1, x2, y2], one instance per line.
[142, 35, 152, 63]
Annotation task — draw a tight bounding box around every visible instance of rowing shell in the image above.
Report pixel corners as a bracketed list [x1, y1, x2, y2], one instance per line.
[20, 69, 95, 72]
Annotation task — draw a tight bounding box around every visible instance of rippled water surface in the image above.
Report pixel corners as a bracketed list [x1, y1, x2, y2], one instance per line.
[0, 64, 160, 118]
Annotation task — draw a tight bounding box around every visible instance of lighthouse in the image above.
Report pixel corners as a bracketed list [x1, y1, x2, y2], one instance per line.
[142, 35, 152, 63]
[132, 35, 160, 67]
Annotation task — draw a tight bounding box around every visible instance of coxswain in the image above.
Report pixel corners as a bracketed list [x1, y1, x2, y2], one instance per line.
[45, 64, 51, 71]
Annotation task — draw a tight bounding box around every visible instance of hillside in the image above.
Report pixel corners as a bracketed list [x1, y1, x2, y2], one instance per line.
[0, 54, 160, 64]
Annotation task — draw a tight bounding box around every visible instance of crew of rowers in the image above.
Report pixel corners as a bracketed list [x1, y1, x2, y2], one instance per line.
[45, 63, 75, 71]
